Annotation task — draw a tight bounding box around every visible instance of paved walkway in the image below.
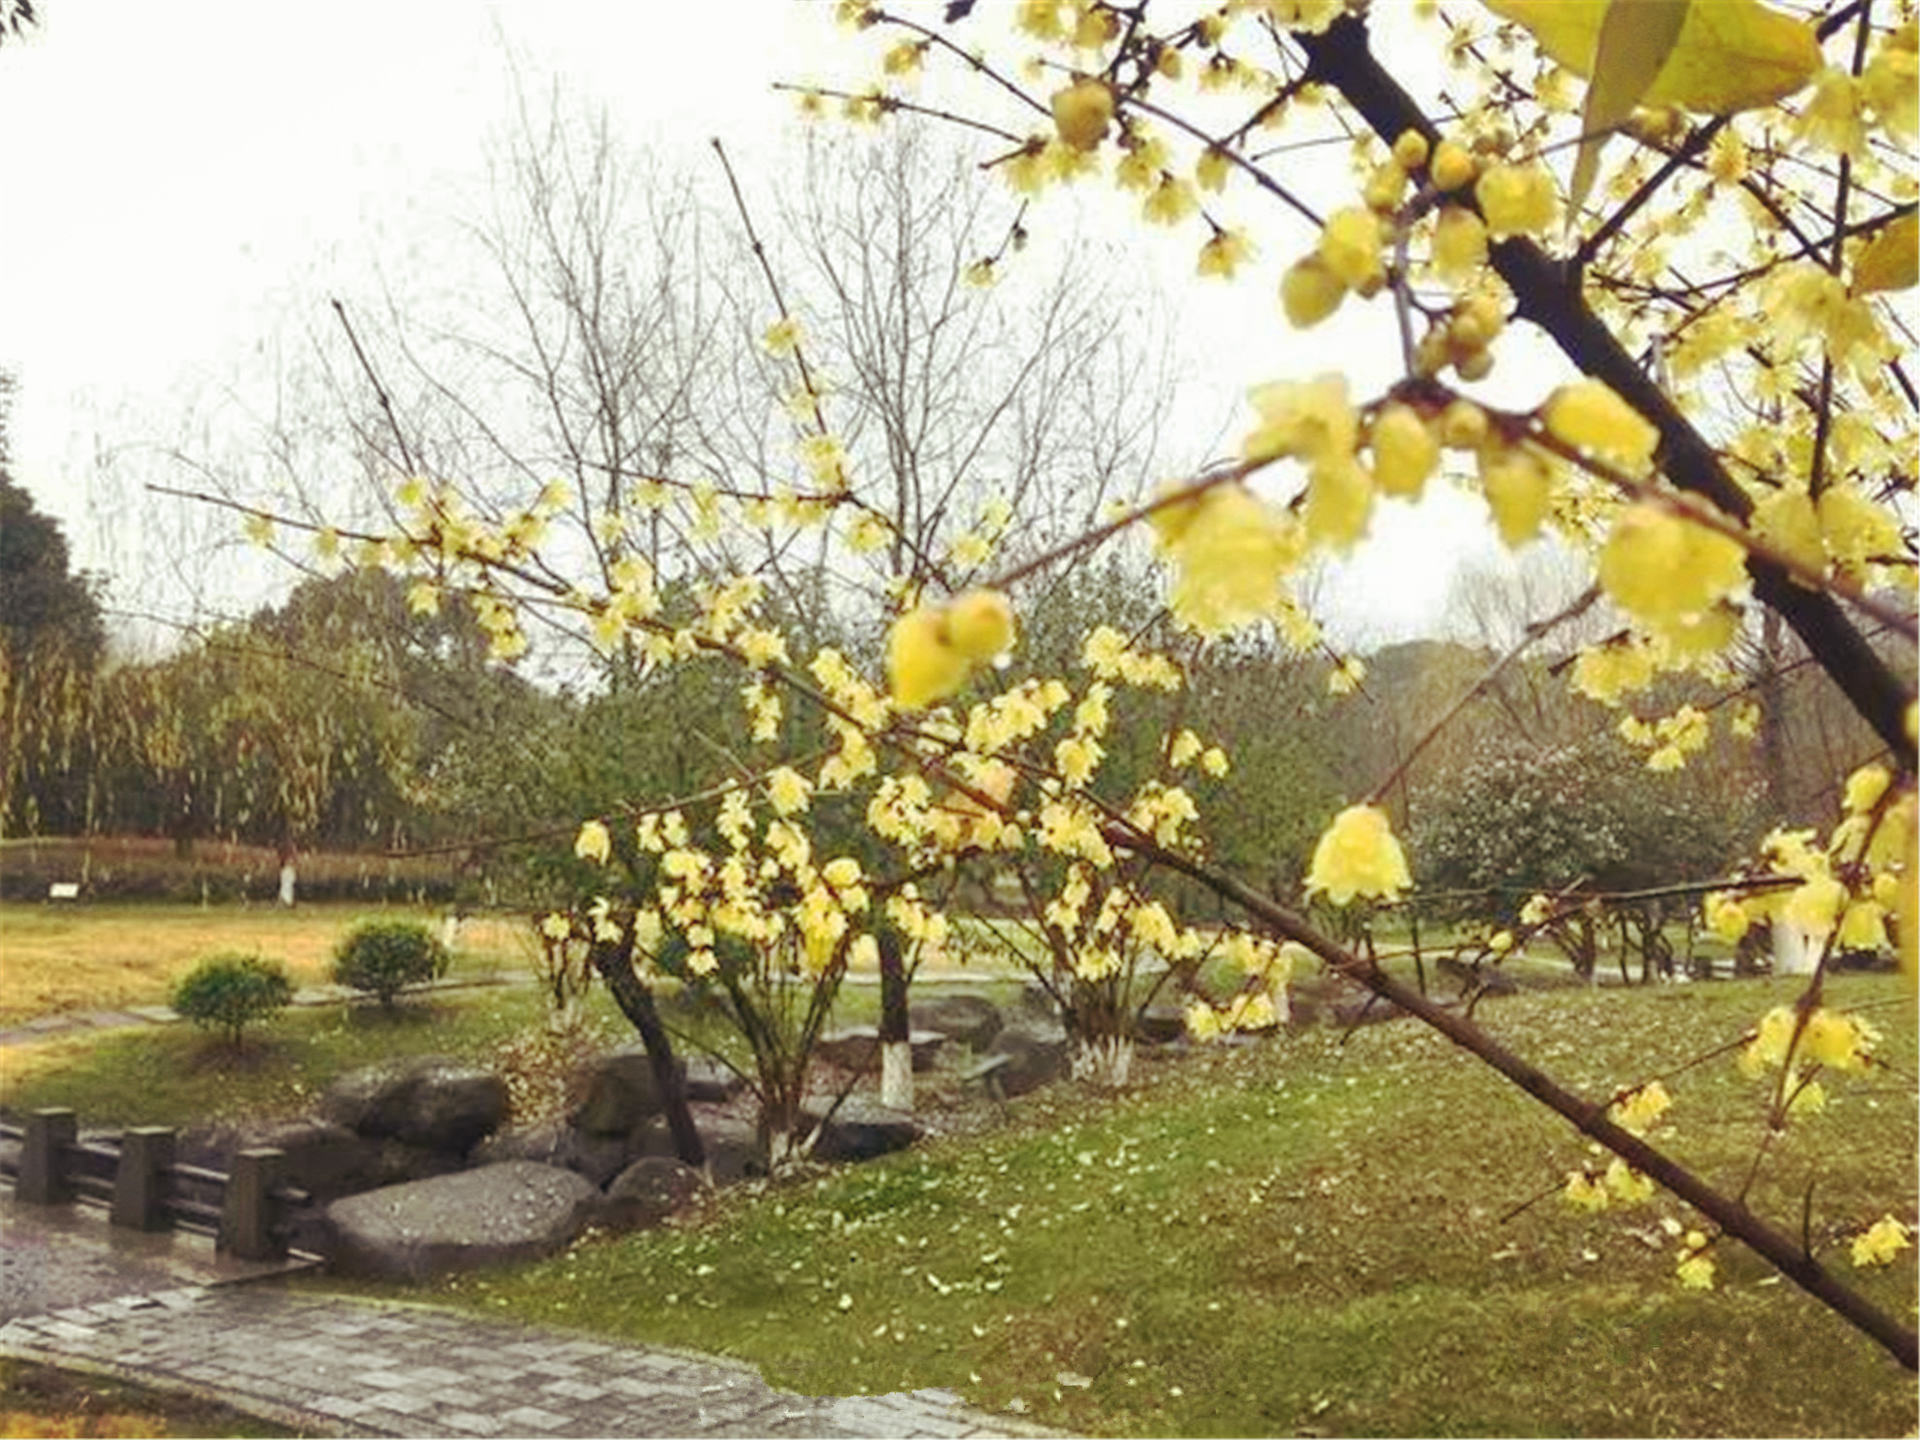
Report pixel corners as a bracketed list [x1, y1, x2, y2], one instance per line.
[1, 1204, 1049, 1438]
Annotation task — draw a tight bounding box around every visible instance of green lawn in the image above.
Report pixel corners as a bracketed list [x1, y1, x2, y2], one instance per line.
[330, 973, 1917, 1437]
[0, 900, 530, 1026]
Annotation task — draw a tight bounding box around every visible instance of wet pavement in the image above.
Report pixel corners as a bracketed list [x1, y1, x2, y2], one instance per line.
[1, 1200, 1057, 1438]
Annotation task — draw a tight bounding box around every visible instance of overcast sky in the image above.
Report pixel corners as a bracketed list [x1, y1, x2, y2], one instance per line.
[0, 1, 1525, 649]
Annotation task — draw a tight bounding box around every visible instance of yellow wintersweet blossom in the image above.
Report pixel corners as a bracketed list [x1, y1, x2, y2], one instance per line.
[1280, 255, 1346, 328]
[1317, 207, 1385, 291]
[1303, 455, 1374, 553]
[884, 590, 1017, 710]
[1197, 227, 1256, 279]
[1603, 1157, 1654, 1207]
[1243, 374, 1358, 463]
[1675, 1249, 1715, 1291]
[1781, 872, 1846, 939]
[1479, 443, 1553, 546]
[1051, 77, 1114, 151]
[1474, 162, 1559, 239]
[763, 317, 802, 356]
[1750, 489, 1825, 581]
[1703, 891, 1751, 943]
[1818, 485, 1902, 580]
[886, 608, 972, 711]
[1369, 403, 1440, 500]
[1305, 804, 1413, 905]
[1844, 763, 1892, 816]
[1541, 381, 1658, 473]
[1562, 1170, 1609, 1212]
[574, 820, 612, 865]
[1597, 503, 1747, 631]
[1608, 1080, 1671, 1137]
[1851, 1216, 1913, 1268]
[765, 766, 812, 816]
[1159, 484, 1304, 633]
[946, 590, 1016, 662]
[1143, 174, 1199, 225]
[1802, 1007, 1876, 1071]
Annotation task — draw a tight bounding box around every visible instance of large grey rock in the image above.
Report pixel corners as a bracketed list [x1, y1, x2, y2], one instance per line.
[814, 1027, 946, 1074]
[317, 1056, 507, 1154]
[1017, 983, 1062, 1024]
[683, 1054, 746, 1104]
[245, 1120, 385, 1203]
[394, 1061, 508, 1152]
[987, 1028, 1068, 1097]
[641, 1106, 761, 1184]
[472, 1117, 639, 1188]
[910, 994, 1004, 1050]
[601, 1157, 705, 1231]
[571, 1044, 667, 1135]
[326, 1161, 598, 1280]
[1134, 1004, 1187, 1046]
[811, 1101, 921, 1163]
[317, 1057, 449, 1137]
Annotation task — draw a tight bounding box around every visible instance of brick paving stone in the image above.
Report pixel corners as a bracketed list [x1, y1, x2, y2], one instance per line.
[439, 1412, 507, 1435]
[554, 1380, 619, 1403]
[311, 1395, 375, 1419]
[366, 1390, 437, 1415]
[497, 1404, 573, 1430]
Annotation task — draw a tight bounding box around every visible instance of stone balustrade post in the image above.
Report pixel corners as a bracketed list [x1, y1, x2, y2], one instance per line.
[219, 1147, 288, 1260]
[111, 1126, 177, 1232]
[18, 1108, 77, 1204]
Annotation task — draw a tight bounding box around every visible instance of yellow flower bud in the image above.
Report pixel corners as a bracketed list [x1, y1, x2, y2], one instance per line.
[1392, 129, 1431, 170]
[1431, 206, 1488, 277]
[1479, 443, 1552, 547]
[946, 589, 1017, 662]
[1281, 254, 1347, 328]
[1430, 140, 1476, 191]
[886, 607, 972, 711]
[1369, 403, 1440, 500]
[1438, 399, 1489, 450]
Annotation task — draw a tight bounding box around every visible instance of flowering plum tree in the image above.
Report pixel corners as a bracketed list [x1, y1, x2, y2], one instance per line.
[217, 0, 1915, 1367]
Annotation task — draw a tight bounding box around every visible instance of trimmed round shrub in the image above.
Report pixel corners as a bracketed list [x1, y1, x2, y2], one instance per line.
[172, 952, 295, 1045]
[332, 919, 450, 1008]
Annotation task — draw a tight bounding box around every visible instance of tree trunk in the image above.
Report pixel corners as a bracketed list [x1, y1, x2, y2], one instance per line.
[590, 932, 705, 1168]
[877, 928, 913, 1112]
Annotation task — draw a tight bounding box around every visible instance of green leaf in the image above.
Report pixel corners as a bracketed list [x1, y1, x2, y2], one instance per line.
[1570, 0, 1691, 218]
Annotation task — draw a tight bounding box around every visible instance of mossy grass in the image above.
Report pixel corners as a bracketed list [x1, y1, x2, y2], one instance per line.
[332, 973, 1915, 1437]
[0, 1357, 309, 1437]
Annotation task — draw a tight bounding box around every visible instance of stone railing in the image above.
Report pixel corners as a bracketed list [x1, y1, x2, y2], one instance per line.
[1, 1108, 313, 1261]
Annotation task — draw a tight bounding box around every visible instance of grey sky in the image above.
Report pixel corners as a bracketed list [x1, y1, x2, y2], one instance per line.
[0, 0, 1522, 649]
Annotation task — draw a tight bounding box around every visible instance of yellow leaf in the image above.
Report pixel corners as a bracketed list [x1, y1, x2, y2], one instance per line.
[1484, 0, 1819, 114]
[1570, 0, 1691, 216]
[1853, 212, 1918, 294]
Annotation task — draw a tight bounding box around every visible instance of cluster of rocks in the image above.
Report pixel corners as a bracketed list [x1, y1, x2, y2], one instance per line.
[176, 987, 1199, 1281]
[167, 990, 1090, 1282]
